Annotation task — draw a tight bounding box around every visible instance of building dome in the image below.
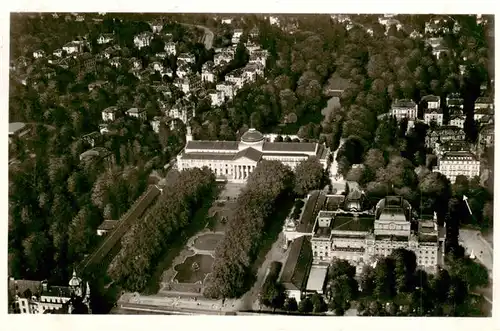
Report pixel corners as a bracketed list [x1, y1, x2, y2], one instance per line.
[241, 128, 264, 143]
[69, 270, 81, 287]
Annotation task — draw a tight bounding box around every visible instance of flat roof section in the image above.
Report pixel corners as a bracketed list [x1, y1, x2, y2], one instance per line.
[306, 266, 328, 293]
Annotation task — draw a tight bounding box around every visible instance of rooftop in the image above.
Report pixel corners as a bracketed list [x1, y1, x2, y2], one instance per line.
[233, 147, 263, 162]
[9, 122, 27, 135]
[298, 191, 327, 233]
[98, 220, 118, 231]
[332, 214, 374, 232]
[126, 108, 145, 114]
[280, 236, 312, 291]
[262, 142, 317, 153]
[241, 128, 265, 143]
[185, 140, 239, 151]
[305, 266, 328, 292]
[392, 99, 417, 108]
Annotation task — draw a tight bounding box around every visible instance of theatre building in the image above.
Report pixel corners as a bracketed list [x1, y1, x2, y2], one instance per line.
[177, 128, 330, 182]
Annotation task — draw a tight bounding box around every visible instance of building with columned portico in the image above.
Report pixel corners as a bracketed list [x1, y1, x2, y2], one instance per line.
[177, 128, 331, 183]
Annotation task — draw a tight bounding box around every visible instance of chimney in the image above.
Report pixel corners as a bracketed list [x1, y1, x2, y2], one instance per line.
[41, 280, 48, 292]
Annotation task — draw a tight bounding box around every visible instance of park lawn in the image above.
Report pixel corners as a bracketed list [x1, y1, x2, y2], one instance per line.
[174, 254, 215, 284]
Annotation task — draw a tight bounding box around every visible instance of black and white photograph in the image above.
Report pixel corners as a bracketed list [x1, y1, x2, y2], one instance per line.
[6, 3, 495, 324]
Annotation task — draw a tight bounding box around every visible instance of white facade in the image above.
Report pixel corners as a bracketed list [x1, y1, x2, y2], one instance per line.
[134, 32, 153, 49]
[449, 114, 465, 129]
[164, 42, 177, 56]
[231, 29, 243, 44]
[177, 53, 196, 64]
[216, 82, 236, 100]
[33, 50, 45, 59]
[422, 95, 440, 109]
[209, 91, 225, 107]
[125, 108, 147, 120]
[177, 128, 330, 183]
[102, 106, 119, 122]
[390, 100, 418, 121]
[97, 34, 114, 44]
[63, 42, 82, 54]
[435, 151, 480, 184]
[309, 196, 445, 274]
[424, 110, 444, 126]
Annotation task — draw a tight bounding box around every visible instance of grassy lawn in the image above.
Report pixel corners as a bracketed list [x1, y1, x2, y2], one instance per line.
[174, 254, 215, 284]
[193, 233, 224, 251]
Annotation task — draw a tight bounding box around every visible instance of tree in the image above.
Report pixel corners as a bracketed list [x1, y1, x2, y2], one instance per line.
[373, 257, 396, 300]
[298, 296, 313, 313]
[293, 156, 325, 196]
[311, 293, 327, 313]
[284, 297, 298, 312]
[359, 265, 375, 296]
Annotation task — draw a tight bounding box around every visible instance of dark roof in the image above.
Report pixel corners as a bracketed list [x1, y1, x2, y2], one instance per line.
[298, 191, 327, 233]
[185, 140, 239, 151]
[425, 108, 443, 114]
[41, 286, 72, 298]
[233, 147, 262, 162]
[98, 220, 118, 231]
[263, 152, 309, 158]
[392, 99, 417, 108]
[332, 214, 374, 232]
[280, 237, 312, 291]
[8, 279, 41, 298]
[181, 152, 236, 161]
[262, 142, 317, 153]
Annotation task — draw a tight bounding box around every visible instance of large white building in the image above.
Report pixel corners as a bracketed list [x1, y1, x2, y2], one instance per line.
[423, 108, 444, 126]
[434, 150, 481, 183]
[177, 128, 330, 183]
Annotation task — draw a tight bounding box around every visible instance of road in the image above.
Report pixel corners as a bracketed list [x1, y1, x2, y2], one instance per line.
[178, 23, 214, 49]
[237, 233, 289, 311]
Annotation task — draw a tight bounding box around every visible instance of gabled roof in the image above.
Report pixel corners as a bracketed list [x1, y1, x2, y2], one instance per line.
[233, 147, 262, 162]
[280, 236, 312, 291]
[422, 95, 440, 102]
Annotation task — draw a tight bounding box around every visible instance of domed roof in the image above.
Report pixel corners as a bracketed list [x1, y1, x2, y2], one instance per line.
[241, 128, 264, 143]
[69, 270, 81, 287]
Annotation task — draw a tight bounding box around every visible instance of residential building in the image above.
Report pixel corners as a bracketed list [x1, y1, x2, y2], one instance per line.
[177, 52, 196, 64]
[109, 57, 121, 68]
[202, 61, 216, 83]
[249, 27, 259, 38]
[77, 53, 96, 74]
[32, 50, 45, 59]
[425, 126, 466, 149]
[166, 99, 195, 124]
[8, 271, 91, 314]
[134, 31, 154, 49]
[446, 95, 464, 109]
[423, 108, 444, 126]
[245, 42, 261, 53]
[209, 90, 225, 107]
[125, 108, 147, 121]
[97, 220, 118, 236]
[475, 97, 493, 111]
[474, 107, 493, 122]
[129, 57, 142, 69]
[269, 16, 280, 26]
[221, 17, 233, 25]
[249, 50, 268, 67]
[53, 49, 63, 57]
[176, 63, 192, 79]
[149, 61, 164, 72]
[434, 151, 480, 183]
[97, 33, 114, 45]
[225, 68, 246, 89]
[102, 106, 120, 122]
[9, 122, 31, 143]
[434, 140, 472, 157]
[478, 123, 494, 149]
[164, 41, 177, 56]
[449, 113, 465, 129]
[80, 147, 115, 169]
[82, 131, 101, 148]
[150, 116, 164, 133]
[390, 99, 418, 121]
[63, 41, 85, 55]
[231, 29, 243, 44]
[88, 80, 108, 92]
[422, 95, 441, 109]
[177, 128, 330, 183]
[214, 52, 234, 66]
[150, 20, 164, 33]
[216, 81, 237, 100]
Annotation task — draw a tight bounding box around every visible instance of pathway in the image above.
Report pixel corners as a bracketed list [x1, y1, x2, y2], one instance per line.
[236, 233, 290, 311]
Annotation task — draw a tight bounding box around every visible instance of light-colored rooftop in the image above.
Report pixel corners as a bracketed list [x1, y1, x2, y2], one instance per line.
[9, 122, 26, 135]
[305, 266, 328, 292]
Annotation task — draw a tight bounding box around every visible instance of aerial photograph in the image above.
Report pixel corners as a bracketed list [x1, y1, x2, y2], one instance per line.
[8, 12, 494, 317]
